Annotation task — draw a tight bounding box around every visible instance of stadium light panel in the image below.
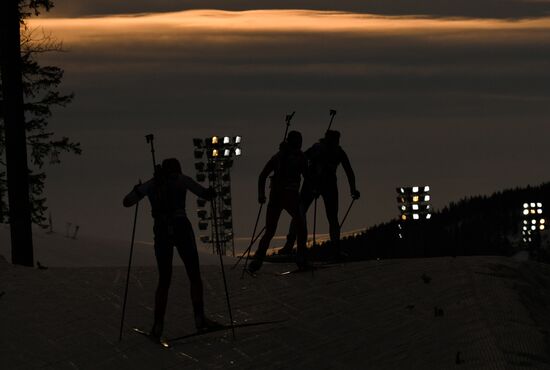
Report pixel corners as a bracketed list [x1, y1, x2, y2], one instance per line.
[424, 195, 431, 202]
[413, 214, 420, 220]
[424, 186, 430, 192]
[224, 149, 231, 157]
[223, 136, 231, 144]
[212, 149, 219, 157]
[235, 148, 242, 156]
[211, 136, 219, 145]
[412, 195, 420, 202]
[234, 136, 242, 144]
[412, 204, 419, 211]
[412, 186, 419, 193]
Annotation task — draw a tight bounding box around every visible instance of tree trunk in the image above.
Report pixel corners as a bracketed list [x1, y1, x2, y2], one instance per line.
[0, 0, 34, 266]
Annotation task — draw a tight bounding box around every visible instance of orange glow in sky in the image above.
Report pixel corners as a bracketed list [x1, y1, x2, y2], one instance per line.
[28, 10, 550, 45]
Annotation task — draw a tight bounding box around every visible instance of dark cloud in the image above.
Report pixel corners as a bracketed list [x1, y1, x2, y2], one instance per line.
[29, 12, 550, 247]
[44, 0, 550, 19]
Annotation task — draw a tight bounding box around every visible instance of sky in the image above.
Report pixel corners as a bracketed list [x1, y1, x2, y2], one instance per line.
[25, 0, 550, 253]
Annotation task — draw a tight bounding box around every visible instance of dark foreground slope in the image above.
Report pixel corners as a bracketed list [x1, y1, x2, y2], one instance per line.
[1, 254, 550, 369]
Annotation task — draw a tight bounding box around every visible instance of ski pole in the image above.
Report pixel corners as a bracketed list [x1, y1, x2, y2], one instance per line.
[232, 204, 263, 270]
[327, 109, 337, 132]
[239, 226, 266, 278]
[209, 160, 236, 340]
[339, 198, 356, 230]
[119, 184, 140, 341]
[232, 226, 265, 270]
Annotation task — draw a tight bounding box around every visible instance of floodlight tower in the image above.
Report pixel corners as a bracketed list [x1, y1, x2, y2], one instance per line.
[395, 186, 432, 256]
[193, 136, 242, 256]
[521, 202, 546, 248]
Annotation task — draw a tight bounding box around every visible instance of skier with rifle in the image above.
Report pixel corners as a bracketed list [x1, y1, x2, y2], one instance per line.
[247, 130, 309, 273]
[279, 130, 360, 259]
[122, 158, 221, 342]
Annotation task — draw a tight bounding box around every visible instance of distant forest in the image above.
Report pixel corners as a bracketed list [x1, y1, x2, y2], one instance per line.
[312, 182, 550, 262]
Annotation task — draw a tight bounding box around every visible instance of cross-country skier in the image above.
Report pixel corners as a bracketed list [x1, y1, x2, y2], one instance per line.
[123, 158, 221, 341]
[248, 131, 309, 273]
[279, 130, 360, 258]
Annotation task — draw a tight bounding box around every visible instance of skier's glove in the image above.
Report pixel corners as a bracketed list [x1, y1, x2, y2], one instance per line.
[351, 190, 361, 200]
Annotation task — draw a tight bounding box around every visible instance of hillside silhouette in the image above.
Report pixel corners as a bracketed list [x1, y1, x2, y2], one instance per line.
[312, 182, 550, 262]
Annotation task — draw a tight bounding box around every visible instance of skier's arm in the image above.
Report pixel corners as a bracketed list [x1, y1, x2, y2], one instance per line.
[341, 150, 359, 197]
[123, 180, 151, 207]
[181, 175, 215, 200]
[258, 157, 275, 203]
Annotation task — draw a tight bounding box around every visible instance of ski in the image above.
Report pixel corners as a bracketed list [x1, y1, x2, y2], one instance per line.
[167, 319, 286, 344]
[276, 264, 338, 276]
[132, 327, 171, 348]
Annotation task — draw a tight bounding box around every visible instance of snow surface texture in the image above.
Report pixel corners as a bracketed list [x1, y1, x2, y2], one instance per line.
[1, 255, 550, 368]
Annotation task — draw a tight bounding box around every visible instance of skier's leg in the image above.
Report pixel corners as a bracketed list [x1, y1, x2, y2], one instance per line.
[323, 183, 340, 253]
[152, 231, 174, 337]
[282, 185, 314, 254]
[285, 191, 308, 268]
[250, 200, 283, 271]
[174, 217, 206, 327]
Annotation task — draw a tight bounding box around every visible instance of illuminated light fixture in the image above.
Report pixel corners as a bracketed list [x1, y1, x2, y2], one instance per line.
[211, 136, 219, 145]
[524, 220, 528, 224]
[223, 136, 231, 144]
[523, 226, 528, 231]
[426, 214, 432, 219]
[531, 226, 537, 231]
[530, 209, 536, 214]
[212, 149, 219, 157]
[523, 209, 529, 215]
[537, 202, 543, 208]
[235, 148, 242, 156]
[541, 219, 546, 224]
[523, 203, 529, 208]
[234, 136, 241, 144]
[531, 202, 536, 208]
[538, 209, 543, 214]
[541, 225, 546, 231]
[532, 219, 537, 224]
[396, 185, 432, 223]
[224, 149, 231, 157]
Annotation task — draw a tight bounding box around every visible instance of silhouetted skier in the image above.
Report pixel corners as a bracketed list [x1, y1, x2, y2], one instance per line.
[280, 130, 360, 258]
[123, 158, 221, 341]
[248, 131, 309, 273]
